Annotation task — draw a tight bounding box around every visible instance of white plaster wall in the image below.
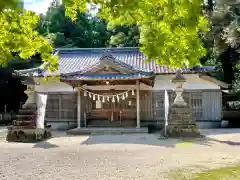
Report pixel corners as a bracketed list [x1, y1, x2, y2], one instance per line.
[153, 74, 220, 90]
[35, 80, 74, 92]
[35, 80, 152, 92]
[35, 74, 220, 92]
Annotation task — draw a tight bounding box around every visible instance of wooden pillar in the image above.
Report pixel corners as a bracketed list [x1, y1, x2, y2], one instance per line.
[77, 88, 81, 128]
[136, 80, 140, 128]
[58, 94, 61, 119]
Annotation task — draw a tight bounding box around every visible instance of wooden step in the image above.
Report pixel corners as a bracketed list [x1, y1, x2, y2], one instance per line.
[87, 119, 136, 127]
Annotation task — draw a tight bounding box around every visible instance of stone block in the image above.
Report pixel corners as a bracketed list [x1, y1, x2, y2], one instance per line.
[166, 104, 201, 138]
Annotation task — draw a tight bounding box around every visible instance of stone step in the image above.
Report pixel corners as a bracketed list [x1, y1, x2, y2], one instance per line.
[88, 120, 136, 127]
[13, 120, 35, 126]
[88, 124, 136, 128]
[67, 128, 148, 135]
[16, 114, 36, 120]
[9, 126, 37, 130]
[18, 110, 35, 115]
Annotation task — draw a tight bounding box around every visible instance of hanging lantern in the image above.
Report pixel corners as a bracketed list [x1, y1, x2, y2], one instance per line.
[107, 96, 110, 101]
[93, 94, 96, 100]
[84, 91, 87, 96]
[132, 89, 135, 96]
[112, 96, 115, 103]
[125, 91, 128, 98]
[89, 93, 92, 98]
[102, 96, 105, 103]
[122, 93, 125, 100]
[117, 95, 120, 102]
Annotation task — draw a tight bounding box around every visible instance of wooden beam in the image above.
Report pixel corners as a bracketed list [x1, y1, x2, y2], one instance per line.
[77, 88, 81, 128]
[58, 94, 62, 119]
[61, 77, 154, 86]
[136, 80, 140, 128]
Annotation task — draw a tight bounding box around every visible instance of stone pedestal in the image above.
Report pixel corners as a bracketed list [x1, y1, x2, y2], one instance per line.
[166, 70, 201, 138]
[6, 78, 51, 143]
[166, 103, 201, 137]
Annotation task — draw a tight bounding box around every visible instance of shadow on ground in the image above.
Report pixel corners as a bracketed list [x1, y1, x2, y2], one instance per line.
[205, 137, 240, 146]
[79, 134, 214, 148]
[80, 129, 240, 148]
[200, 128, 240, 136]
[33, 141, 59, 149]
[2, 128, 239, 149]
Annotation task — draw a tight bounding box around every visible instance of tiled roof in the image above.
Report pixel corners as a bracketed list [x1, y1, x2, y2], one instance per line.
[53, 47, 216, 75]
[56, 47, 188, 74]
[14, 47, 216, 77]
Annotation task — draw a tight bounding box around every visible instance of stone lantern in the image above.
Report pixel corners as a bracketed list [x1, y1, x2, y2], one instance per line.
[166, 70, 201, 137]
[21, 76, 37, 110]
[171, 70, 187, 106]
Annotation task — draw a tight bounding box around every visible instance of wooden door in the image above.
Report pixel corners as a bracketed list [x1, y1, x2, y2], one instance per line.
[86, 90, 137, 126]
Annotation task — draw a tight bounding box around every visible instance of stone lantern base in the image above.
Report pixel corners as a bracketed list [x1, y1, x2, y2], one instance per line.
[166, 103, 201, 138]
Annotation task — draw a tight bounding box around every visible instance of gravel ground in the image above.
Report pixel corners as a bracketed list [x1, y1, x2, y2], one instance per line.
[0, 129, 240, 180]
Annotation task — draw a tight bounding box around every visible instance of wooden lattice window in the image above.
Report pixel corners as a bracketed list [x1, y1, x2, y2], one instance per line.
[153, 91, 164, 119]
[60, 94, 77, 119]
[190, 92, 203, 120]
[45, 94, 59, 118]
[154, 91, 164, 108]
[45, 93, 77, 119]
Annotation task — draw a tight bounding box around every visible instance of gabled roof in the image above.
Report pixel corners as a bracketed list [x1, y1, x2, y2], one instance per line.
[54, 47, 213, 75]
[14, 47, 216, 77]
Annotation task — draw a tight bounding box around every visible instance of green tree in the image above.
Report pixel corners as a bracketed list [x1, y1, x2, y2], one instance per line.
[37, 3, 111, 48]
[4, 0, 207, 69]
[109, 25, 139, 47]
[63, 0, 209, 68]
[0, 1, 57, 71]
[203, 0, 240, 86]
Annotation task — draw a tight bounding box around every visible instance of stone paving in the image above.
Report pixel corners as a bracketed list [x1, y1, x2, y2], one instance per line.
[0, 128, 239, 180]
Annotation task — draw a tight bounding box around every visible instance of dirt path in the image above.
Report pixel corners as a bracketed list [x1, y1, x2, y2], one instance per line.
[0, 129, 239, 180]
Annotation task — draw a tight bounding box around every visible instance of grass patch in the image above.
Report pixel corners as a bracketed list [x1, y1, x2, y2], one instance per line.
[194, 165, 240, 180]
[175, 141, 193, 148]
[168, 165, 240, 180]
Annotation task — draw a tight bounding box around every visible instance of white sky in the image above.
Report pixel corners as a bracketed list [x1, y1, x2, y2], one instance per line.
[24, 0, 98, 15]
[24, 0, 54, 14]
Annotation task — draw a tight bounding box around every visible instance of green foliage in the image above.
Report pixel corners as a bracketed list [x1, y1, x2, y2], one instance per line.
[204, 0, 240, 86]
[0, 10, 57, 72]
[0, 0, 20, 12]
[109, 25, 139, 47]
[38, 3, 111, 48]
[210, 0, 240, 53]
[63, 0, 209, 68]
[0, 1, 57, 72]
